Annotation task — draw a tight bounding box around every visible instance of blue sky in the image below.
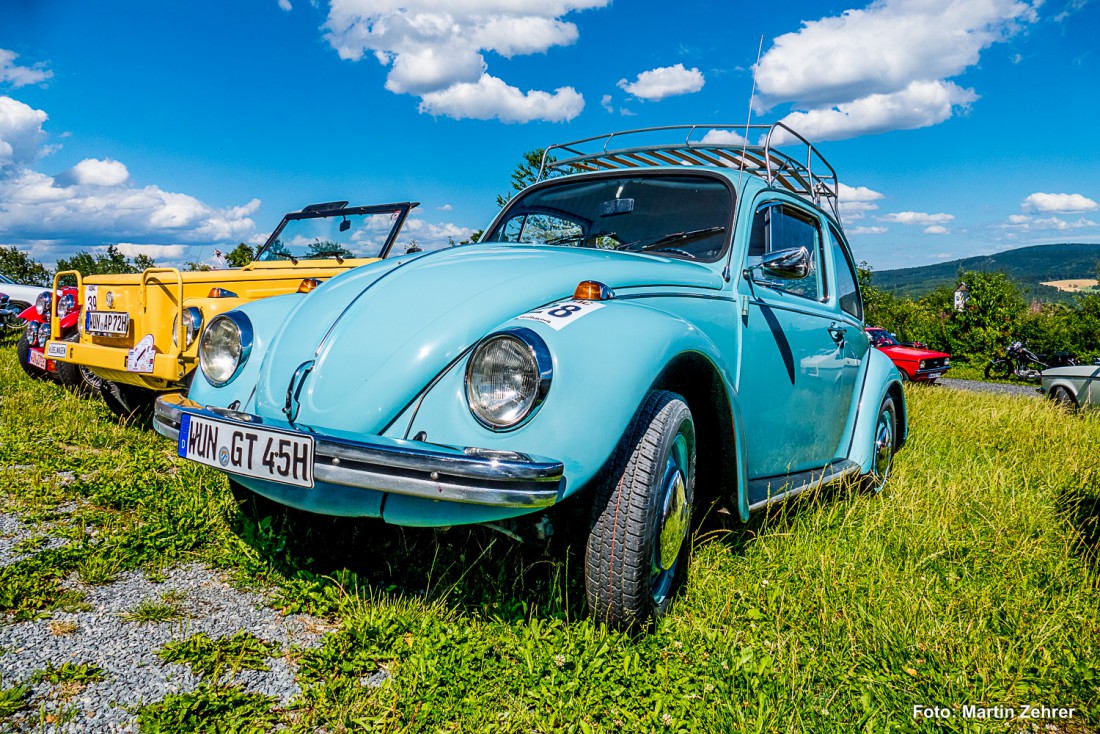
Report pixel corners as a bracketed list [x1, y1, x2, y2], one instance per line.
[0, 0, 1097, 271]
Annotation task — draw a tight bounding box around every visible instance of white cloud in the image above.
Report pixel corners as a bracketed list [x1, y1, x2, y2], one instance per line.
[1000, 214, 1098, 231]
[774, 80, 978, 143]
[0, 50, 52, 88]
[0, 96, 48, 169]
[417, 74, 583, 123]
[436, 203, 453, 211]
[700, 129, 749, 146]
[754, 0, 1038, 139]
[0, 96, 261, 255]
[323, 0, 608, 122]
[66, 158, 130, 187]
[600, 94, 613, 113]
[617, 64, 705, 101]
[923, 225, 950, 235]
[880, 211, 954, 225]
[848, 225, 888, 235]
[1021, 192, 1098, 213]
[278, 0, 293, 9]
[114, 243, 189, 260]
[837, 182, 885, 223]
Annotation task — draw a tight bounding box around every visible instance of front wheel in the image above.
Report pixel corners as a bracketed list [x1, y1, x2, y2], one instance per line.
[1050, 386, 1076, 409]
[16, 334, 48, 381]
[585, 390, 696, 627]
[984, 359, 1012, 380]
[53, 332, 103, 395]
[99, 380, 156, 422]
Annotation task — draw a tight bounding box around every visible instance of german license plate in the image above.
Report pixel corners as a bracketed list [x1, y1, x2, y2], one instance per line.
[178, 414, 315, 488]
[85, 310, 130, 336]
[28, 349, 47, 370]
[46, 342, 68, 359]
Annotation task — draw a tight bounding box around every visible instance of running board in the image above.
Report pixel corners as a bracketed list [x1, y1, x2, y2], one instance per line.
[746, 459, 862, 513]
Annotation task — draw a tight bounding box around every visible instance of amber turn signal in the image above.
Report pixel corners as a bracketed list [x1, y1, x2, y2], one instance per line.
[573, 280, 614, 301]
[297, 278, 321, 294]
[208, 287, 238, 298]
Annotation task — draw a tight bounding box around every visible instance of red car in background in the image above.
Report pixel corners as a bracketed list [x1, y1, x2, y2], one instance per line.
[866, 327, 951, 383]
[16, 286, 102, 393]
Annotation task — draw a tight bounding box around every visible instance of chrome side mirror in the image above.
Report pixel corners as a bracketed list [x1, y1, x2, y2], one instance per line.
[761, 247, 811, 280]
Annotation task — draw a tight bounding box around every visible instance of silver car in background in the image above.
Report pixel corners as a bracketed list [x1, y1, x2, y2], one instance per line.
[1040, 364, 1100, 409]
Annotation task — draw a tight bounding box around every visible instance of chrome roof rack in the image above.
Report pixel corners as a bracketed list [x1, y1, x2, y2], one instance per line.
[538, 123, 841, 222]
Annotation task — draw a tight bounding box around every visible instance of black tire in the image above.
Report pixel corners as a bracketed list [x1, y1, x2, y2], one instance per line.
[99, 380, 156, 423]
[865, 395, 898, 491]
[16, 333, 48, 381]
[984, 359, 1012, 380]
[898, 369, 910, 383]
[1050, 386, 1076, 410]
[53, 332, 103, 395]
[585, 390, 696, 627]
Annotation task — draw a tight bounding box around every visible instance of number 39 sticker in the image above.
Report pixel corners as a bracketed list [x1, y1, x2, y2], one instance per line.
[516, 300, 604, 330]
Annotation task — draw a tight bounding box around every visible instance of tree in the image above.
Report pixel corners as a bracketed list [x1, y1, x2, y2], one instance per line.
[0, 246, 51, 285]
[496, 149, 552, 208]
[56, 245, 155, 276]
[226, 243, 255, 267]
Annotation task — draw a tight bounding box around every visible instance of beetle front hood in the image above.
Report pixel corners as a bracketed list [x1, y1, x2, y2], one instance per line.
[251, 244, 723, 432]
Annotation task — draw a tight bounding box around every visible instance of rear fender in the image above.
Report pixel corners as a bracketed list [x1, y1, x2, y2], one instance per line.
[389, 300, 748, 514]
[847, 348, 907, 471]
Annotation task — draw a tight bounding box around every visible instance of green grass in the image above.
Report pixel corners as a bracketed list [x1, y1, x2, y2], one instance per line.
[29, 662, 103, 685]
[156, 632, 280, 680]
[0, 682, 29, 718]
[120, 597, 184, 624]
[1, 332, 1099, 731]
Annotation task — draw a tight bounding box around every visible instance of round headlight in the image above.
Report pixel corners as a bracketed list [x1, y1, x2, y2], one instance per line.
[465, 328, 551, 430]
[173, 307, 204, 347]
[57, 293, 75, 318]
[36, 321, 49, 347]
[919, 360, 926, 369]
[34, 291, 50, 317]
[25, 320, 37, 342]
[199, 313, 252, 386]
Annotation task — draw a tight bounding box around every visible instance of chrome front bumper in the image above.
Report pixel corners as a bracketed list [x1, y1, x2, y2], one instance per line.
[153, 394, 564, 508]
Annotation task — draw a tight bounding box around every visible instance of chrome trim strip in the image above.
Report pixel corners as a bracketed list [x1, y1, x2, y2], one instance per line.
[746, 459, 861, 513]
[154, 394, 563, 508]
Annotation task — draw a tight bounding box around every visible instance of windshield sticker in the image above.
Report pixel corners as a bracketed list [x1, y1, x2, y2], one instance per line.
[517, 301, 604, 331]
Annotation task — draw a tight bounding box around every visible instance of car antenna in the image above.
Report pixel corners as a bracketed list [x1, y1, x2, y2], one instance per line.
[725, 34, 765, 284]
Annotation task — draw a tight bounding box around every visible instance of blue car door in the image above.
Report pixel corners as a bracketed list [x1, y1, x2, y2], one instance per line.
[735, 198, 859, 479]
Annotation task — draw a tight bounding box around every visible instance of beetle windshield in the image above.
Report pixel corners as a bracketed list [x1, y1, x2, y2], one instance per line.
[255, 207, 408, 262]
[484, 174, 734, 262]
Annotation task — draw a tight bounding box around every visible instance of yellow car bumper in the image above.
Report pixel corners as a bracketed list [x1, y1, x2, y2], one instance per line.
[46, 339, 185, 390]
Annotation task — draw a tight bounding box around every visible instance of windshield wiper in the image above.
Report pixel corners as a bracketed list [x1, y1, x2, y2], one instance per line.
[545, 231, 616, 246]
[311, 249, 346, 264]
[616, 226, 726, 253]
[273, 252, 299, 265]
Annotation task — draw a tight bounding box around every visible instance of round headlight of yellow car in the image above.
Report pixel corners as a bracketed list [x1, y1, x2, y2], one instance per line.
[199, 312, 252, 386]
[465, 328, 551, 430]
[172, 307, 204, 348]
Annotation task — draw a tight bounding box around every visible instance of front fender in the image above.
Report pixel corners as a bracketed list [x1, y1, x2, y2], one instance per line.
[385, 299, 747, 523]
[847, 347, 907, 471]
[185, 294, 303, 406]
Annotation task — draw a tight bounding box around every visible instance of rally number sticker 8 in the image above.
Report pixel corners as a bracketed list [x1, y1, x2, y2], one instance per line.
[516, 300, 604, 330]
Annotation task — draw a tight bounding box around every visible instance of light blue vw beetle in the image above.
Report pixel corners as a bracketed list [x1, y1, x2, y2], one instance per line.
[154, 124, 907, 626]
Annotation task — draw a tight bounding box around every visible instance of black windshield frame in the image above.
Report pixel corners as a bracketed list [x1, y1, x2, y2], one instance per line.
[484, 170, 737, 264]
[254, 202, 418, 262]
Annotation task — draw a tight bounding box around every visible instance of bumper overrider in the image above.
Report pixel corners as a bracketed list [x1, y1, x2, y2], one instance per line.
[153, 394, 564, 508]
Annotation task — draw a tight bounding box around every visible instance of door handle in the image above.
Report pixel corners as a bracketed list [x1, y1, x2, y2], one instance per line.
[828, 323, 847, 345]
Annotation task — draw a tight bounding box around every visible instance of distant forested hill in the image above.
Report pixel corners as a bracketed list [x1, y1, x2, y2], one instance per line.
[871, 243, 1100, 302]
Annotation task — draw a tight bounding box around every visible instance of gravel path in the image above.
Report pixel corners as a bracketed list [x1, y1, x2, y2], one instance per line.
[937, 377, 1042, 399]
[0, 540, 328, 732]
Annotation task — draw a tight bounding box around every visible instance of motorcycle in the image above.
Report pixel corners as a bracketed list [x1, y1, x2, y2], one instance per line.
[984, 341, 1077, 381]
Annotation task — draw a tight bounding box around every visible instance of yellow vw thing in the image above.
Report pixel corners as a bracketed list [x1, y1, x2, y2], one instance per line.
[48, 201, 416, 417]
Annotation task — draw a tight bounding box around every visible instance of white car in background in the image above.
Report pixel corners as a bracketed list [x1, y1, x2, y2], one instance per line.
[0, 273, 50, 328]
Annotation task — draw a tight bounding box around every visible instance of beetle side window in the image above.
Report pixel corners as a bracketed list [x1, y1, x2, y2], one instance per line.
[747, 203, 825, 302]
[828, 225, 863, 320]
